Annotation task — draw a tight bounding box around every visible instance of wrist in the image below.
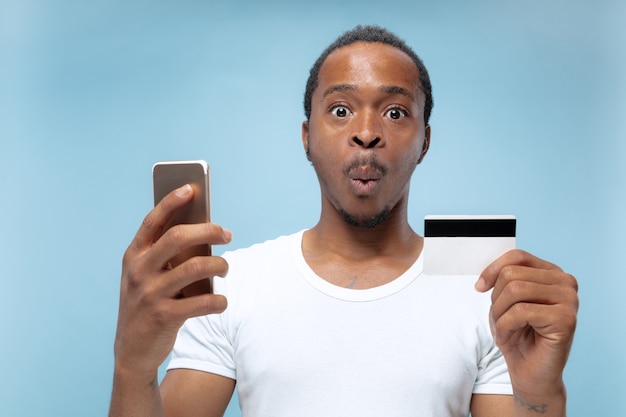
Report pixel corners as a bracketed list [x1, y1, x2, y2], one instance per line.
[513, 381, 567, 416]
[109, 361, 164, 417]
[113, 360, 159, 387]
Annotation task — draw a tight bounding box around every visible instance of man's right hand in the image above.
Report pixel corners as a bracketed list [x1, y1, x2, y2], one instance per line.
[113, 183, 231, 378]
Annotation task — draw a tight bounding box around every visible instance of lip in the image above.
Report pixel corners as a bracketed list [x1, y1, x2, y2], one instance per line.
[348, 166, 383, 195]
[351, 178, 380, 195]
[350, 166, 383, 181]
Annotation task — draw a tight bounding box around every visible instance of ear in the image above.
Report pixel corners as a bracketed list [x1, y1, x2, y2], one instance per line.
[302, 120, 311, 161]
[417, 124, 431, 164]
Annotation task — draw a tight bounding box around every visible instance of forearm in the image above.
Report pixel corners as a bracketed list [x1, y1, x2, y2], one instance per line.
[513, 382, 567, 417]
[109, 364, 164, 417]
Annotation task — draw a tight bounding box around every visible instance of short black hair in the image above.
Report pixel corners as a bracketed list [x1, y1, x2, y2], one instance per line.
[303, 25, 433, 124]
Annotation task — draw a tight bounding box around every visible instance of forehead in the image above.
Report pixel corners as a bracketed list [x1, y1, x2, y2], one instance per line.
[316, 42, 421, 97]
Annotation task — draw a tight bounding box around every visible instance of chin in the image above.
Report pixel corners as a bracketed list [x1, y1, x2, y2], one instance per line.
[339, 207, 391, 229]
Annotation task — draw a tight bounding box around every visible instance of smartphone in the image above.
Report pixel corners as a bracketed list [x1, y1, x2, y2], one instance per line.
[152, 160, 212, 296]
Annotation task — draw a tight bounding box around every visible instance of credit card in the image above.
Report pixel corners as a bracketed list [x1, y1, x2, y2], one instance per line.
[423, 215, 516, 276]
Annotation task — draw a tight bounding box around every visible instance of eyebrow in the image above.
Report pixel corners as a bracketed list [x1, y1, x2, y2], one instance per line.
[380, 85, 414, 99]
[322, 84, 415, 100]
[322, 84, 357, 98]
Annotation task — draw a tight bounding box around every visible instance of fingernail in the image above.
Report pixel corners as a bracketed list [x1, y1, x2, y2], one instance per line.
[175, 184, 192, 196]
[222, 228, 233, 242]
[475, 276, 487, 292]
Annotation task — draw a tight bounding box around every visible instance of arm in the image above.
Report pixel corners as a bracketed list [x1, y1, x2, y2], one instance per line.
[470, 392, 567, 417]
[161, 369, 235, 417]
[109, 184, 233, 417]
[474, 250, 579, 417]
[471, 394, 513, 417]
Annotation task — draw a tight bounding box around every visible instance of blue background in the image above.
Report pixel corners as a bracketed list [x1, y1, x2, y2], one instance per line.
[1, 0, 624, 416]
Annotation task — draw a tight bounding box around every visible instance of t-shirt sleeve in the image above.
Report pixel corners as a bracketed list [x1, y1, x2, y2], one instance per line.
[473, 342, 513, 395]
[166, 311, 236, 380]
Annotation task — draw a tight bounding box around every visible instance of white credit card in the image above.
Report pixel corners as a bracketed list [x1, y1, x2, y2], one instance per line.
[423, 215, 516, 276]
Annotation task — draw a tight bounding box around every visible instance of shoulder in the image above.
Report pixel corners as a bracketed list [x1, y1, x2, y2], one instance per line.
[222, 230, 304, 264]
[212, 230, 305, 295]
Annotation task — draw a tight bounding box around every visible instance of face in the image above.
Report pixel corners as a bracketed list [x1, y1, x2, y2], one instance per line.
[302, 42, 430, 228]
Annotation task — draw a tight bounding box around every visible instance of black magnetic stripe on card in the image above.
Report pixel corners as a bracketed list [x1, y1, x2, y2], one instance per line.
[424, 218, 516, 237]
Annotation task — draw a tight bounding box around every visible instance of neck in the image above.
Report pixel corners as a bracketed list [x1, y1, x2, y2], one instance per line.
[304, 197, 421, 261]
[302, 201, 423, 289]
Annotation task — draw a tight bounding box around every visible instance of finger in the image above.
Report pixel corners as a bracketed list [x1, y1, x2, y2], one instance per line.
[160, 294, 228, 325]
[159, 255, 229, 297]
[489, 277, 579, 323]
[146, 222, 232, 270]
[129, 184, 194, 253]
[183, 294, 228, 317]
[475, 249, 561, 292]
[492, 302, 577, 347]
[489, 265, 576, 303]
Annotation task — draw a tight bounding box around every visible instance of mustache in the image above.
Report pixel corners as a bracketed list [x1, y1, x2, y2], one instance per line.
[343, 154, 388, 176]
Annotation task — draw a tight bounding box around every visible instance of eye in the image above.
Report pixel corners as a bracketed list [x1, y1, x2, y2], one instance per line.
[385, 108, 408, 120]
[331, 106, 350, 118]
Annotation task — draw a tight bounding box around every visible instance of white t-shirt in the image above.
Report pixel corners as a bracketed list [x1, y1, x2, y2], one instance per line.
[168, 231, 512, 417]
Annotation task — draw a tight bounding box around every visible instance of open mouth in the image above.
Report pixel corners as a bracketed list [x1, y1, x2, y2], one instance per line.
[345, 157, 387, 195]
[351, 178, 380, 194]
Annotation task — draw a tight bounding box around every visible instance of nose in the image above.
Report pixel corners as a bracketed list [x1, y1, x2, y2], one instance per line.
[353, 136, 381, 148]
[351, 111, 384, 149]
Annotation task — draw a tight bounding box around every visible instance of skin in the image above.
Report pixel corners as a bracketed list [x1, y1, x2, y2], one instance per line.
[110, 184, 235, 417]
[109, 42, 578, 417]
[301, 42, 430, 289]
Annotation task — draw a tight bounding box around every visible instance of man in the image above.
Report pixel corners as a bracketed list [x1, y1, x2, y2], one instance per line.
[110, 25, 578, 416]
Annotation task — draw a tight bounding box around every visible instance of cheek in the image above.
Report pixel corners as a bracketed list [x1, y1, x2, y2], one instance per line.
[309, 147, 339, 179]
[396, 156, 419, 178]
[307, 142, 346, 190]
[391, 143, 422, 178]
[307, 129, 345, 166]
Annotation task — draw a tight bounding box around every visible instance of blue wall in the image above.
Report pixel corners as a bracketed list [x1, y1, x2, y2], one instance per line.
[1, 0, 624, 415]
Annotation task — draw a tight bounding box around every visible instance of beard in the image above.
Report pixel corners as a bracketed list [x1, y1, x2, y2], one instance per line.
[339, 206, 391, 229]
[338, 154, 392, 229]
[309, 150, 400, 229]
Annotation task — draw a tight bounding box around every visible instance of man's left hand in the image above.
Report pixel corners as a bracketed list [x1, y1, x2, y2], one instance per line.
[475, 249, 579, 403]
